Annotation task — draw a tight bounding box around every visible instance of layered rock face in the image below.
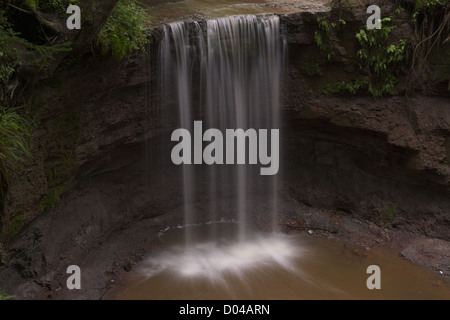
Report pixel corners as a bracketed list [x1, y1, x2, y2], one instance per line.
[0, 1, 449, 299]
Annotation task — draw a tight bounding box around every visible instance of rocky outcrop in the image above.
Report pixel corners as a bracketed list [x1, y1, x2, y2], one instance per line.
[282, 95, 450, 238]
[280, 5, 450, 238]
[0, 0, 120, 270]
[16, 0, 119, 51]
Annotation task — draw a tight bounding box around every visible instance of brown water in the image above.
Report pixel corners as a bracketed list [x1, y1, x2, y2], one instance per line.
[112, 224, 450, 300]
[140, 0, 302, 25]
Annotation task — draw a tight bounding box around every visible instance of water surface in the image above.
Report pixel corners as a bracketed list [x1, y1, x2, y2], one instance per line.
[140, 0, 303, 25]
[112, 224, 450, 300]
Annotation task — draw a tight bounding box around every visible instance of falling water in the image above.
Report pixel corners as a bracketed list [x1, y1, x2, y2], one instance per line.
[118, 14, 450, 299]
[160, 15, 285, 244]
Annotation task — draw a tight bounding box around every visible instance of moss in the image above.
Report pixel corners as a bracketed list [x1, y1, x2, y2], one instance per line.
[300, 61, 324, 76]
[9, 212, 27, 237]
[38, 185, 64, 213]
[39, 109, 81, 212]
[330, 112, 358, 127]
[25, 0, 37, 8]
[380, 204, 396, 223]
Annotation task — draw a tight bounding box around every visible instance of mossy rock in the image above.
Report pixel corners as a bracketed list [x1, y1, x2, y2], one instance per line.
[380, 203, 396, 224]
[330, 113, 358, 127]
[298, 106, 324, 119]
[9, 212, 28, 237]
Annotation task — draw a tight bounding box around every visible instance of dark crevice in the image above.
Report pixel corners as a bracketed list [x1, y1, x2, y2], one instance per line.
[6, 8, 56, 45]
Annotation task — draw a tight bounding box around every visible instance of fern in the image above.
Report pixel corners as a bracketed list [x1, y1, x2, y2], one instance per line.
[97, 0, 149, 60]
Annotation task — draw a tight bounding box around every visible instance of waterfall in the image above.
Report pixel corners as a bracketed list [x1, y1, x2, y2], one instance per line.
[160, 14, 285, 245]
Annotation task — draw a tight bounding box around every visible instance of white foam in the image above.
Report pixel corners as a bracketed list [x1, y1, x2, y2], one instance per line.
[139, 233, 303, 281]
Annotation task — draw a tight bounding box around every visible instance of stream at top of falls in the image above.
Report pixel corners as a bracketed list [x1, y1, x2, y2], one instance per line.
[140, 0, 310, 25]
[109, 224, 450, 300]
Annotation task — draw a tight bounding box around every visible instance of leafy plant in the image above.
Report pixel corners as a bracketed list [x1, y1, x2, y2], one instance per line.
[97, 0, 149, 60]
[1, 11, 71, 107]
[415, 0, 450, 11]
[28, 41, 73, 73]
[0, 291, 14, 300]
[0, 107, 30, 201]
[314, 17, 346, 60]
[395, 6, 405, 15]
[315, 18, 332, 57]
[35, 0, 78, 15]
[355, 17, 406, 97]
[300, 61, 323, 76]
[411, 0, 449, 22]
[321, 77, 367, 96]
[0, 11, 20, 106]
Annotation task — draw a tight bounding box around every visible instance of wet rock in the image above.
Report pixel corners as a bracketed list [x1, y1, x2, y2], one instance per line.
[400, 238, 450, 275]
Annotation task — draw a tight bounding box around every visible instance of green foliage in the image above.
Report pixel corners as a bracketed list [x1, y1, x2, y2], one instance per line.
[0, 107, 30, 199]
[9, 212, 27, 237]
[314, 18, 332, 60]
[342, 0, 357, 9]
[355, 17, 406, 97]
[39, 109, 80, 212]
[97, 0, 149, 60]
[35, 0, 78, 14]
[330, 0, 358, 9]
[0, 291, 14, 300]
[395, 6, 405, 15]
[29, 42, 73, 73]
[300, 61, 323, 76]
[314, 17, 346, 60]
[1, 11, 71, 107]
[39, 185, 64, 212]
[380, 204, 396, 223]
[321, 77, 368, 96]
[344, 77, 367, 94]
[0, 11, 20, 106]
[26, 0, 38, 8]
[407, 0, 450, 93]
[410, 0, 450, 22]
[415, 0, 450, 11]
[315, 18, 331, 52]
